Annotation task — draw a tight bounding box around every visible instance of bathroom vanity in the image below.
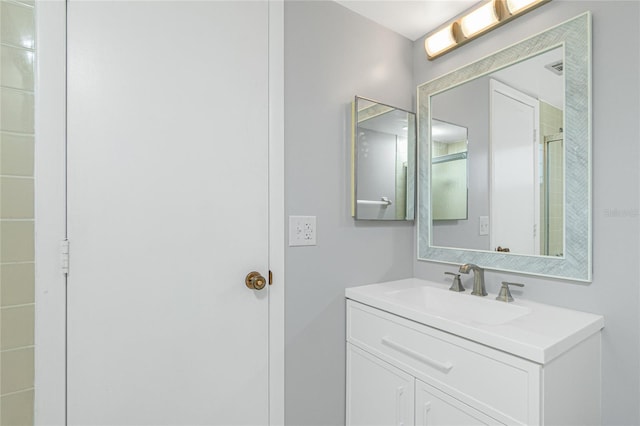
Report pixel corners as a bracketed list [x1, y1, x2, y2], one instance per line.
[345, 279, 604, 425]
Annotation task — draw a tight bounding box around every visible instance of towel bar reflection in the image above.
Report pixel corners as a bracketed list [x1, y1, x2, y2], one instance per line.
[357, 197, 392, 206]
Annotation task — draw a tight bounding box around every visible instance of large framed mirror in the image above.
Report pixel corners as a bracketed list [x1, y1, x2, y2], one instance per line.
[417, 12, 591, 281]
[352, 96, 416, 220]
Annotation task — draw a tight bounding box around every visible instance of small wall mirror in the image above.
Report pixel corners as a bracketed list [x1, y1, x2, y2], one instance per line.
[352, 96, 416, 220]
[417, 13, 591, 281]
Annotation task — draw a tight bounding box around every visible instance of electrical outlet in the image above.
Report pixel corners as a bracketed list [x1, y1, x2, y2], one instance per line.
[479, 216, 489, 236]
[289, 216, 317, 246]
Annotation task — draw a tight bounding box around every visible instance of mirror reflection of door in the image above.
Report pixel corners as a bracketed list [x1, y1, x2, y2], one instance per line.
[490, 79, 540, 255]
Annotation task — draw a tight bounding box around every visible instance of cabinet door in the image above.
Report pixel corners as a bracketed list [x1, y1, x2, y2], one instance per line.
[415, 380, 504, 426]
[347, 344, 414, 426]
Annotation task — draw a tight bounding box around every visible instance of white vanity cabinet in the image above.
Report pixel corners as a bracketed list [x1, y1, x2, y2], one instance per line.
[346, 298, 603, 426]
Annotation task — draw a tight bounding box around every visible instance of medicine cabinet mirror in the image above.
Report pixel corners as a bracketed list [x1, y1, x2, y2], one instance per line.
[417, 13, 591, 281]
[352, 96, 416, 221]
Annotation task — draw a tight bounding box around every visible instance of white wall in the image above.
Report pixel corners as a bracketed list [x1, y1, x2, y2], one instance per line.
[284, 2, 415, 424]
[413, 2, 640, 424]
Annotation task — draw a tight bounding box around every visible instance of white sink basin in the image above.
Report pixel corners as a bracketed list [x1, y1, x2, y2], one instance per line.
[346, 278, 604, 363]
[383, 285, 531, 326]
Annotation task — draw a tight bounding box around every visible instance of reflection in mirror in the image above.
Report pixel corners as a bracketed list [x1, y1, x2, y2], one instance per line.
[352, 96, 416, 220]
[417, 12, 591, 281]
[543, 132, 564, 256]
[431, 120, 468, 221]
[430, 47, 564, 256]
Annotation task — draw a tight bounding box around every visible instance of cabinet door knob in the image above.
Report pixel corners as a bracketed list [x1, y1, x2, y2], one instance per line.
[245, 271, 266, 290]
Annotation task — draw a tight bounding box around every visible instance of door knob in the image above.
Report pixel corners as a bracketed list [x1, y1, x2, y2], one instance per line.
[245, 271, 266, 290]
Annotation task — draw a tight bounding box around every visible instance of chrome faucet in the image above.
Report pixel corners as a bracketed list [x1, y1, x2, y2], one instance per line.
[458, 263, 487, 296]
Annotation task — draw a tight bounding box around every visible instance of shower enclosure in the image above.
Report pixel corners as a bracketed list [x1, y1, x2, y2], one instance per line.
[542, 133, 564, 256]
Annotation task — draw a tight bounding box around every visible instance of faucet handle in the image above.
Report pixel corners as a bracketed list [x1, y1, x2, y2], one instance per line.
[458, 263, 477, 274]
[496, 281, 524, 302]
[445, 272, 465, 292]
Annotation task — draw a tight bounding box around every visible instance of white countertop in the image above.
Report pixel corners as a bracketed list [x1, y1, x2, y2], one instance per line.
[346, 278, 604, 364]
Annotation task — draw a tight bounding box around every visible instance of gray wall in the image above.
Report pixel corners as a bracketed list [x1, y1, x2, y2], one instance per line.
[284, 2, 414, 425]
[413, 2, 640, 425]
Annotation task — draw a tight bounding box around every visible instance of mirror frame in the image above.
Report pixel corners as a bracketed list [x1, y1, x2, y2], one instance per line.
[417, 12, 592, 281]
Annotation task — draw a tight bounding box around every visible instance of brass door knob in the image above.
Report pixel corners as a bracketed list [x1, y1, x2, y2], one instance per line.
[245, 271, 266, 290]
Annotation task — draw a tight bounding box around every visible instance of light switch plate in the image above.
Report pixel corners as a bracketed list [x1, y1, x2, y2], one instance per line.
[479, 216, 489, 236]
[289, 216, 317, 246]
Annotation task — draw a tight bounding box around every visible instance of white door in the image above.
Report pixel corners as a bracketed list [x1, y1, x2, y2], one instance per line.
[66, 2, 270, 424]
[490, 79, 540, 255]
[346, 344, 415, 426]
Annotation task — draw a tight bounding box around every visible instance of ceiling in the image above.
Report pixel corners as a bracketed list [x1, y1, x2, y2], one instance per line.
[334, 0, 478, 41]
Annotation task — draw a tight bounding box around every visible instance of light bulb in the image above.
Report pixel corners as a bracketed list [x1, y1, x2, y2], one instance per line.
[460, 1, 500, 38]
[424, 25, 456, 58]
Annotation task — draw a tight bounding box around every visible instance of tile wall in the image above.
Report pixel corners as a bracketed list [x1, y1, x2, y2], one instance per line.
[0, 0, 36, 424]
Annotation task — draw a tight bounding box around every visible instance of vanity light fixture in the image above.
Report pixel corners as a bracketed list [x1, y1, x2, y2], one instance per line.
[424, 0, 551, 60]
[424, 24, 457, 58]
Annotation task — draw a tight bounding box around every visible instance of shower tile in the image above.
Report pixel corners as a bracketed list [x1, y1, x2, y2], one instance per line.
[0, 220, 34, 262]
[539, 101, 563, 137]
[0, 389, 34, 425]
[1, 45, 34, 90]
[0, 304, 34, 349]
[1, 262, 34, 306]
[0, 133, 34, 176]
[0, 346, 34, 393]
[0, 1, 35, 49]
[0, 88, 34, 133]
[0, 177, 34, 218]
